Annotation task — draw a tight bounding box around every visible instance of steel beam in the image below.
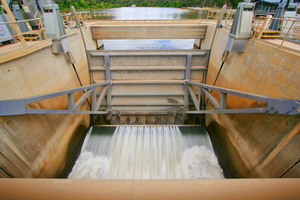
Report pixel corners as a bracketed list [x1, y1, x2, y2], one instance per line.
[0, 82, 109, 116]
[89, 50, 208, 57]
[186, 81, 300, 115]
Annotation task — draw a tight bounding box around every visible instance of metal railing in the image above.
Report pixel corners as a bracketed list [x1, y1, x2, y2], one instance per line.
[0, 0, 47, 47]
[0, 18, 47, 46]
[206, 9, 235, 28]
[61, 10, 91, 26]
[252, 15, 300, 46]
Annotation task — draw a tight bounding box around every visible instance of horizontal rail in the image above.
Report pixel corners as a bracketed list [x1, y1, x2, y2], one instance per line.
[89, 50, 209, 57]
[90, 66, 207, 71]
[90, 24, 207, 40]
[0, 29, 45, 41]
[0, 18, 43, 25]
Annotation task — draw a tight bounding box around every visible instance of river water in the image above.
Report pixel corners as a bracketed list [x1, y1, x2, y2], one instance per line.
[88, 7, 208, 50]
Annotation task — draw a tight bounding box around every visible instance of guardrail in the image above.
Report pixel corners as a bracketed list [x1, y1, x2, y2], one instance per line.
[206, 9, 235, 28]
[252, 15, 300, 46]
[0, 0, 47, 47]
[61, 10, 91, 26]
[0, 18, 47, 46]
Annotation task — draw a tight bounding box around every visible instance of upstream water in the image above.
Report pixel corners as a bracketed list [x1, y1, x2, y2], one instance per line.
[68, 126, 224, 179]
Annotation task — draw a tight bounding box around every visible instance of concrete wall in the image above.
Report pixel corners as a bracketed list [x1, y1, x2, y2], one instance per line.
[0, 30, 91, 177]
[203, 25, 300, 178]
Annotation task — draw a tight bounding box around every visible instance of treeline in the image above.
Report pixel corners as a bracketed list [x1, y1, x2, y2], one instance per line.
[54, 0, 243, 10]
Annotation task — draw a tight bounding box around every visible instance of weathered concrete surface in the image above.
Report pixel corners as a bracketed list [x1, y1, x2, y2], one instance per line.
[0, 30, 91, 177]
[204, 25, 300, 178]
[0, 179, 300, 200]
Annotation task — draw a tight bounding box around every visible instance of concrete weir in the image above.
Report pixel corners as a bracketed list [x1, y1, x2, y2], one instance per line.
[0, 15, 299, 199]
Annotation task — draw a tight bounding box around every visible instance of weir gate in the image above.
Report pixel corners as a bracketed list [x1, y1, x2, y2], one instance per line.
[0, 20, 299, 123]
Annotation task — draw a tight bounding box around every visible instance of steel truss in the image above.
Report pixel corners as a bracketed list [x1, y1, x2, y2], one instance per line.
[0, 81, 299, 116]
[0, 82, 110, 116]
[185, 81, 300, 115]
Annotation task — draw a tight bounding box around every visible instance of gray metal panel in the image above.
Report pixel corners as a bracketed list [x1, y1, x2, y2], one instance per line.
[0, 99, 26, 115]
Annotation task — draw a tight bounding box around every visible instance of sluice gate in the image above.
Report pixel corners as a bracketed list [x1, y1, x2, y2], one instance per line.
[0, 11, 300, 199]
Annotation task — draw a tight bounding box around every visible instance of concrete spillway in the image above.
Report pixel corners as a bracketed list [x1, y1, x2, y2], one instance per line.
[68, 126, 224, 179]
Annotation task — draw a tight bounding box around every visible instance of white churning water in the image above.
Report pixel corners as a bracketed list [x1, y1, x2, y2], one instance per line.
[68, 126, 224, 179]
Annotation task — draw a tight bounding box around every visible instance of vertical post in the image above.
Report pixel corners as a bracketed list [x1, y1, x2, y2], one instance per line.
[104, 54, 111, 111]
[281, 20, 295, 46]
[184, 54, 192, 110]
[71, 6, 89, 64]
[220, 92, 227, 110]
[210, 5, 227, 51]
[258, 15, 272, 39]
[92, 88, 97, 111]
[39, 18, 47, 39]
[1, 0, 26, 47]
[71, 6, 91, 86]
[197, 87, 202, 110]
[67, 93, 75, 110]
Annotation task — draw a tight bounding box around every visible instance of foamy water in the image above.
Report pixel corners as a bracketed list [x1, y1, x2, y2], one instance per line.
[68, 126, 224, 179]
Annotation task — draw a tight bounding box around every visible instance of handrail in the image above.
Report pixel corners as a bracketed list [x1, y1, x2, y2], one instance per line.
[0, 0, 47, 46]
[252, 15, 300, 46]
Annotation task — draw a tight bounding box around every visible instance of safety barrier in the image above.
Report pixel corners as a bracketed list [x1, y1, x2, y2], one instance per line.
[252, 15, 300, 46]
[0, 0, 47, 47]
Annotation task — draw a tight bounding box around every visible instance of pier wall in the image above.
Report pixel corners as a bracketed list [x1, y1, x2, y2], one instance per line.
[0, 30, 91, 177]
[203, 25, 300, 177]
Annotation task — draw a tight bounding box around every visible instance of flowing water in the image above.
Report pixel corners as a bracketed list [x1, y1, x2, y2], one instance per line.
[68, 126, 224, 179]
[68, 8, 224, 180]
